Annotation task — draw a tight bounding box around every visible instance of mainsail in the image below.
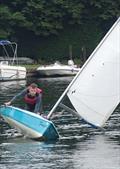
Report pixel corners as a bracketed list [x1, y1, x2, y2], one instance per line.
[47, 17, 120, 128]
[67, 18, 120, 127]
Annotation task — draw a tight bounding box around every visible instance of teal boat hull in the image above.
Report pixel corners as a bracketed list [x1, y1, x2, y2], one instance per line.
[0, 106, 59, 141]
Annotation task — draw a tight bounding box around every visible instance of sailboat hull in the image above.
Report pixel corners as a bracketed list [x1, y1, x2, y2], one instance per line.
[0, 106, 59, 141]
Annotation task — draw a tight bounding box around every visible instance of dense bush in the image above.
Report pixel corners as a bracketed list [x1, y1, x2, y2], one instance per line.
[0, 0, 119, 63]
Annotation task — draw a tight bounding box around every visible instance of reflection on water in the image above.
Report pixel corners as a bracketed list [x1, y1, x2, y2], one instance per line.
[0, 80, 26, 105]
[72, 135, 120, 169]
[0, 80, 26, 91]
[0, 77, 120, 169]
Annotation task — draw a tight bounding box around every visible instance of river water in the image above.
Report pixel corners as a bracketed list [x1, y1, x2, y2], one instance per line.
[0, 77, 120, 169]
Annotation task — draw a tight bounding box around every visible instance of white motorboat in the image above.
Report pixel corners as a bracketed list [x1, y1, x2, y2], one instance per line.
[0, 40, 26, 81]
[36, 60, 80, 77]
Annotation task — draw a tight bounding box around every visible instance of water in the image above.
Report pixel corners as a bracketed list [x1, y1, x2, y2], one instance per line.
[0, 77, 120, 169]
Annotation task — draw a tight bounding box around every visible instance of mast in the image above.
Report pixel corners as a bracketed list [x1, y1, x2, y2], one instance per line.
[47, 71, 81, 119]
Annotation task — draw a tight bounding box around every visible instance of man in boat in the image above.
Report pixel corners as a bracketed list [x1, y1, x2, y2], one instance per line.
[5, 83, 43, 115]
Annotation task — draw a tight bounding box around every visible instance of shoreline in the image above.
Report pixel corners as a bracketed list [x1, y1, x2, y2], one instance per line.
[27, 68, 37, 77]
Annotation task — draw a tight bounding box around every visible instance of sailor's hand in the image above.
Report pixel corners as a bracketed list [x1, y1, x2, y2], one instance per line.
[37, 112, 41, 115]
[4, 101, 11, 106]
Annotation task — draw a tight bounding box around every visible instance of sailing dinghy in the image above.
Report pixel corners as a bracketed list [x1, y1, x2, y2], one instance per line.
[0, 106, 59, 140]
[0, 17, 120, 141]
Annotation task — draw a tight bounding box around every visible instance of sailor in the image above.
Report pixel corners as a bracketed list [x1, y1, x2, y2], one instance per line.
[5, 83, 43, 115]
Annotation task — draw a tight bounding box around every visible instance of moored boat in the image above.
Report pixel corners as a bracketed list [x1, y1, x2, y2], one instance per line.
[36, 60, 80, 77]
[0, 40, 26, 81]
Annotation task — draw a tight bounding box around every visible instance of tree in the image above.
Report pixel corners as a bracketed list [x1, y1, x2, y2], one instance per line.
[0, 0, 84, 38]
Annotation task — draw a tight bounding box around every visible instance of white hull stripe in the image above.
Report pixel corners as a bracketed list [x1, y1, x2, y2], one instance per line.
[3, 116, 43, 139]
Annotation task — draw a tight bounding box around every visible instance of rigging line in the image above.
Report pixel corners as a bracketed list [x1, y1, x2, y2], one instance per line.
[8, 72, 19, 79]
[101, 104, 119, 125]
[0, 73, 18, 80]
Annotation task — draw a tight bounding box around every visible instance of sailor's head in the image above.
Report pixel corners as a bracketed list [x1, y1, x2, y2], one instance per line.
[28, 83, 38, 96]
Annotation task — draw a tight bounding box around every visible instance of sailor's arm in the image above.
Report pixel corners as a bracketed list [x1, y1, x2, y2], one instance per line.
[34, 94, 42, 114]
[5, 89, 27, 106]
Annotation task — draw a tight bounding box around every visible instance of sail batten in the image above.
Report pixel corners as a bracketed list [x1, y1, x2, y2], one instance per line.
[67, 17, 120, 127]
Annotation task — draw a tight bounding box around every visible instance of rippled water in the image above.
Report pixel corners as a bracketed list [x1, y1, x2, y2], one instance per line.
[0, 77, 120, 169]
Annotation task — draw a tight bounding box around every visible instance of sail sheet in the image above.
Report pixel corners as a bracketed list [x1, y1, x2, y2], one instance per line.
[67, 18, 120, 127]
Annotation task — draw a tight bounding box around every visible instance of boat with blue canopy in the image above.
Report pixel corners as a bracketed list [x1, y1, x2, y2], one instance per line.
[0, 40, 26, 81]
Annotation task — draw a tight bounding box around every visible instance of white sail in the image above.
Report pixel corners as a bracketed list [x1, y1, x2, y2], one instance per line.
[67, 18, 120, 127]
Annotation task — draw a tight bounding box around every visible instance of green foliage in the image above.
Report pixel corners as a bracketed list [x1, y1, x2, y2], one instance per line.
[0, 0, 119, 38]
[0, 5, 12, 38]
[0, 0, 84, 37]
[89, 0, 120, 19]
[17, 20, 102, 65]
[0, 0, 119, 62]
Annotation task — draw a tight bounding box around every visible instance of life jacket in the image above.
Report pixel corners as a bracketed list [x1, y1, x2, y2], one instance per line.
[24, 87, 42, 105]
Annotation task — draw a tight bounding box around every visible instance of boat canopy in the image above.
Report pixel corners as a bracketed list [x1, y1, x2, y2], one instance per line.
[0, 40, 17, 65]
[0, 40, 12, 45]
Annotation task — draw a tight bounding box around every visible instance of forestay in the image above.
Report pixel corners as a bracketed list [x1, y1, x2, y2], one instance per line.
[67, 18, 120, 127]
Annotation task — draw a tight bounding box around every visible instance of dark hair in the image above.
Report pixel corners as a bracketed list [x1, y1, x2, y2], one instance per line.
[30, 83, 38, 88]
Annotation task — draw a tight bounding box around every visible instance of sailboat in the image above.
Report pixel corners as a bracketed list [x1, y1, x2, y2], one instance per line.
[0, 17, 120, 140]
[0, 40, 26, 81]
